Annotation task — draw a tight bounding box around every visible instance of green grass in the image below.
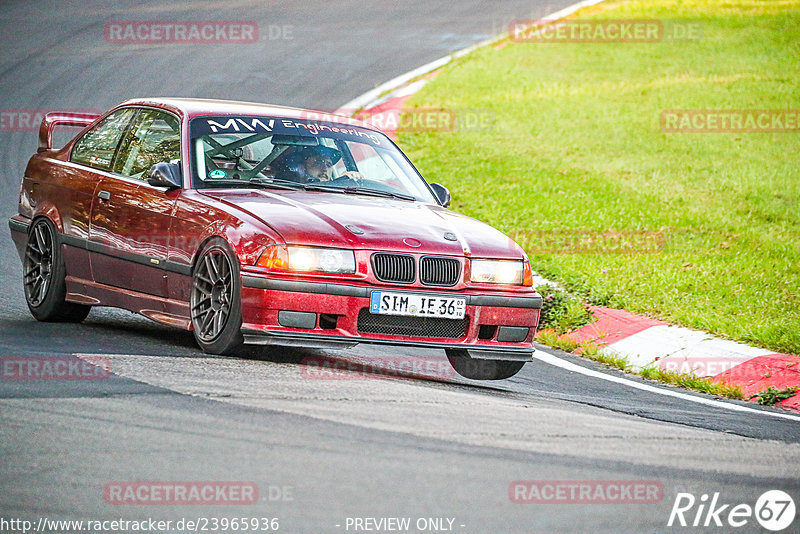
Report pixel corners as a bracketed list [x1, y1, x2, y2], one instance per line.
[536, 283, 594, 333]
[750, 385, 799, 405]
[400, 0, 800, 355]
[639, 366, 744, 400]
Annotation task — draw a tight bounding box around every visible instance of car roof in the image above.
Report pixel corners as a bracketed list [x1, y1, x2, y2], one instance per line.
[116, 97, 375, 130]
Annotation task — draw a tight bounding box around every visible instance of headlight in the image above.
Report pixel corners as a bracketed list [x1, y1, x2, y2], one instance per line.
[470, 259, 531, 285]
[257, 246, 356, 274]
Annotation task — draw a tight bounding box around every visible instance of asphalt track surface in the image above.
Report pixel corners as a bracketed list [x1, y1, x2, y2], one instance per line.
[1, 1, 798, 533]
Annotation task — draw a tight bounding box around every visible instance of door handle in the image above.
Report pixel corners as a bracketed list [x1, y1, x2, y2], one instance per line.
[97, 190, 111, 201]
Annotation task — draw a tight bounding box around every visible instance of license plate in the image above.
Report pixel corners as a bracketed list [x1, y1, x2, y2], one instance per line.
[369, 291, 466, 320]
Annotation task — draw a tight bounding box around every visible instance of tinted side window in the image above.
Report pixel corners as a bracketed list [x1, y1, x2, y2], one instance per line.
[114, 109, 181, 180]
[71, 108, 136, 171]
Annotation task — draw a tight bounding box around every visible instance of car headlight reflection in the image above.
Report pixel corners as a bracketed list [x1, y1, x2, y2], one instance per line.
[257, 245, 356, 274]
[470, 259, 525, 285]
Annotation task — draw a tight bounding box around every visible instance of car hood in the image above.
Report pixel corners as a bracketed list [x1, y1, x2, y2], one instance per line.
[201, 189, 526, 259]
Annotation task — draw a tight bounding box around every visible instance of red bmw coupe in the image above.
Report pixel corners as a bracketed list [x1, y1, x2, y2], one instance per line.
[9, 98, 542, 379]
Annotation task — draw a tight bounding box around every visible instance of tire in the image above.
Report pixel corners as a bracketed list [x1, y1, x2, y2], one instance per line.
[190, 238, 244, 355]
[23, 218, 91, 323]
[446, 349, 526, 380]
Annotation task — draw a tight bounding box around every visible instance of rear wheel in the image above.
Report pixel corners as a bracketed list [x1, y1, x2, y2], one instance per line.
[446, 349, 526, 380]
[190, 238, 243, 355]
[23, 218, 91, 322]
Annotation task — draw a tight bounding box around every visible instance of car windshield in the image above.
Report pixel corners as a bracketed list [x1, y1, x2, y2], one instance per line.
[189, 115, 436, 202]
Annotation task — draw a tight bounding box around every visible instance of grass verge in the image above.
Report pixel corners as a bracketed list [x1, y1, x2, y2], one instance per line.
[534, 330, 744, 400]
[750, 385, 799, 406]
[399, 0, 800, 355]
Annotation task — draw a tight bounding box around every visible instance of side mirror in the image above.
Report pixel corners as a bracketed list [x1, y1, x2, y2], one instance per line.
[429, 183, 451, 207]
[146, 162, 182, 189]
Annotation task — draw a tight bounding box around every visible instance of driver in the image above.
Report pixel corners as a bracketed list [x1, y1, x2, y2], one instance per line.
[277, 145, 363, 183]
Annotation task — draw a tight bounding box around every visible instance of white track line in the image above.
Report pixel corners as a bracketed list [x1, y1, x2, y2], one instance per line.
[336, 56, 452, 114]
[534, 349, 800, 422]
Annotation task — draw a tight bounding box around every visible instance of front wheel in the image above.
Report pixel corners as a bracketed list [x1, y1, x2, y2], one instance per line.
[190, 238, 244, 355]
[446, 349, 526, 380]
[23, 218, 91, 322]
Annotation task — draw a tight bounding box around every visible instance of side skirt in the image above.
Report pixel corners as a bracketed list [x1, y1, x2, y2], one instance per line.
[65, 276, 192, 330]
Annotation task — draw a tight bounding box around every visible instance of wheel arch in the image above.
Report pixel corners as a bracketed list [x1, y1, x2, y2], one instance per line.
[188, 220, 281, 275]
[30, 204, 63, 234]
[189, 234, 236, 274]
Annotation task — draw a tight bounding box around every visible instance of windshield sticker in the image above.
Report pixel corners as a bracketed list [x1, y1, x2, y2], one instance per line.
[89, 156, 111, 166]
[277, 119, 383, 145]
[194, 116, 388, 148]
[209, 169, 226, 179]
[207, 118, 274, 133]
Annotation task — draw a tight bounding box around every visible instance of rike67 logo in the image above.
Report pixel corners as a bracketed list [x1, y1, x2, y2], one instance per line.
[668, 490, 795, 531]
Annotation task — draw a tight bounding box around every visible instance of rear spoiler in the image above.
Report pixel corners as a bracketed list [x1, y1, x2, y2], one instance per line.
[38, 111, 101, 152]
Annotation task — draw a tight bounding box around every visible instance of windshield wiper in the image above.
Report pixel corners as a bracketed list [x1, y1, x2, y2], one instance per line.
[201, 178, 302, 191]
[304, 184, 416, 201]
[210, 178, 417, 200]
[249, 178, 306, 190]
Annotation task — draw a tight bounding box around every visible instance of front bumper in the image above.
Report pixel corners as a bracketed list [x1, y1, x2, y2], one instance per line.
[240, 276, 542, 361]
